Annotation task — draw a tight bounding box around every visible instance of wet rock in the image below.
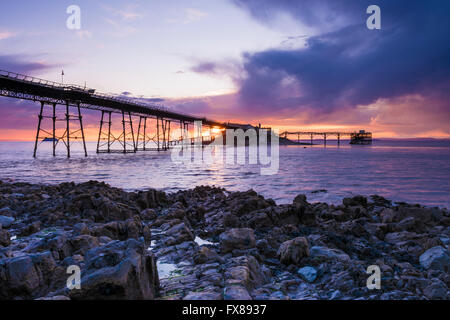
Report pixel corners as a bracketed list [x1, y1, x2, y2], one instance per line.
[0, 227, 11, 247]
[297, 266, 317, 283]
[184, 291, 222, 300]
[19, 221, 41, 237]
[419, 246, 450, 272]
[309, 246, 350, 262]
[225, 255, 265, 290]
[343, 195, 367, 208]
[0, 256, 40, 298]
[36, 295, 70, 300]
[91, 218, 150, 243]
[165, 222, 195, 245]
[0, 215, 14, 228]
[423, 279, 448, 300]
[140, 208, 157, 220]
[220, 228, 255, 253]
[69, 239, 159, 300]
[223, 285, 252, 300]
[277, 237, 309, 265]
[136, 189, 167, 209]
[194, 246, 222, 264]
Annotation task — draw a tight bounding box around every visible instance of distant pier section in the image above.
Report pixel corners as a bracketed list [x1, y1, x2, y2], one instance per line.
[281, 130, 373, 145]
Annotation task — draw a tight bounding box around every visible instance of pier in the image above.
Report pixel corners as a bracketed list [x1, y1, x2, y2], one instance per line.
[0, 69, 372, 157]
[281, 130, 372, 145]
[0, 70, 232, 157]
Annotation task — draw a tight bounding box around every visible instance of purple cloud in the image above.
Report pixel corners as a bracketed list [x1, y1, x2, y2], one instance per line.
[0, 55, 56, 75]
[221, 0, 450, 116]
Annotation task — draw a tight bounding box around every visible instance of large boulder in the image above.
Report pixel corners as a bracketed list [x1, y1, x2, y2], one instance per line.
[91, 218, 151, 243]
[419, 246, 450, 272]
[220, 228, 256, 253]
[277, 237, 309, 265]
[0, 252, 60, 299]
[69, 239, 159, 300]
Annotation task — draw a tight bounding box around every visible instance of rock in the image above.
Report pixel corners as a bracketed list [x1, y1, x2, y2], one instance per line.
[223, 286, 252, 300]
[225, 256, 265, 290]
[193, 246, 221, 264]
[423, 279, 448, 300]
[184, 291, 222, 300]
[309, 246, 350, 262]
[69, 239, 159, 300]
[19, 221, 41, 237]
[165, 222, 195, 245]
[419, 246, 450, 272]
[0, 256, 40, 298]
[277, 237, 309, 265]
[343, 195, 367, 208]
[297, 266, 317, 283]
[140, 208, 157, 220]
[36, 295, 70, 300]
[0, 227, 11, 247]
[0, 216, 14, 228]
[91, 218, 149, 243]
[220, 228, 256, 253]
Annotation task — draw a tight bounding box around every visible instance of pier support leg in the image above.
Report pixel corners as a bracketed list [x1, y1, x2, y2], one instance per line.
[324, 134, 327, 147]
[122, 111, 126, 154]
[156, 117, 160, 151]
[143, 117, 147, 151]
[52, 103, 56, 157]
[129, 112, 136, 153]
[338, 134, 341, 146]
[107, 112, 112, 153]
[77, 103, 88, 157]
[310, 134, 313, 146]
[97, 111, 105, 154]
[66, 101, 70, 158]
[33, 101, 44, 158]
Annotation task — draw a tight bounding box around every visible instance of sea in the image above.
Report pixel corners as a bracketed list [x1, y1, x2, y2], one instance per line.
[0, 139, 449, 209]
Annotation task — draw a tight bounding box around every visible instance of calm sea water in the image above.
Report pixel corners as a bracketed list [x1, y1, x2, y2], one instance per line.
[0, 139, 449, 208]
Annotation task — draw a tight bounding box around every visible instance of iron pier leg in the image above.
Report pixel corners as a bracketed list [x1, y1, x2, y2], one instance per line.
[324, 134, 327, 146]
[167, 120, 171, 149]
[157, 117, 160, 151]
[143, 117, 147, 151]
[33, 101, 44, 158]
[137, 117, 142, 151]
[161, 119, 166, 150]
[77, 103, 88, 157]
[97, 111, 105, 153]
[310, 134, 313, 146]
[66, 101, 70, 158]
[52, 103, 56, 157]
[122, 111, 126, 154]
[338, 134, 341, 146]
[129, 112, 136, 153]
[107, 112, 112, 153]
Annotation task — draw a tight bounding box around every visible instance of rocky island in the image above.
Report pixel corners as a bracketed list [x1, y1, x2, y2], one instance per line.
[0, 180, 448, 300]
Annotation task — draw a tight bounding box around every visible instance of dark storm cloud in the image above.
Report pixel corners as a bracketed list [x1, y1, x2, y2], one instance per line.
[228, 0, 450, 115]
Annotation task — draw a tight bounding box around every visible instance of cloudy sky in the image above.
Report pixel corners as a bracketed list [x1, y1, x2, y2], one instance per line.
[0, 0, 449, 140]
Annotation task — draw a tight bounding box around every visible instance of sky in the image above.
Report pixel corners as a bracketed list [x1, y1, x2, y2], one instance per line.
[0, 0, 449, 140]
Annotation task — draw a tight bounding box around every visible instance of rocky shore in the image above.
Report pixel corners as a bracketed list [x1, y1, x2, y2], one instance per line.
[0, 180, 448, 300]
